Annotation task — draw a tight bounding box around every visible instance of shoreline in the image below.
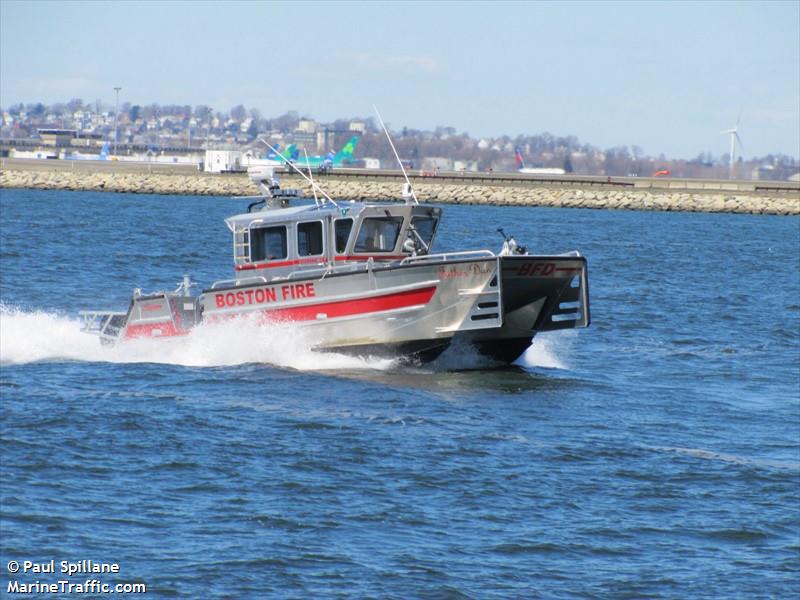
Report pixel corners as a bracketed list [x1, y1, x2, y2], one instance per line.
[1, 163, 797, 215]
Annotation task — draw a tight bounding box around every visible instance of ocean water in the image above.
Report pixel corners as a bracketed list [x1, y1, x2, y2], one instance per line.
[1, 188, 798, 598]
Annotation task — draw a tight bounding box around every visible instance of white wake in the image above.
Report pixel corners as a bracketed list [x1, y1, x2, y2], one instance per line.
[516, 332, 572, 370]
[0, 305, 394, 370]
[0, 304, 572, 372]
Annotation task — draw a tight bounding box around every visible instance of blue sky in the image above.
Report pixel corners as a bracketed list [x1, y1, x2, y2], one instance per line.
[1, 0, 798, 159]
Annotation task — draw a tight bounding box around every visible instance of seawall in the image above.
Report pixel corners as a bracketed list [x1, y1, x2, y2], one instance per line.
[279, 176, 799, 216]
[1, 161, 797, 215]
[0, 165, 253, 197]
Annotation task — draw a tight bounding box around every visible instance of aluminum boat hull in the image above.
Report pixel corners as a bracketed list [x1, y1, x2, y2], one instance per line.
[81, 255, 588, 365]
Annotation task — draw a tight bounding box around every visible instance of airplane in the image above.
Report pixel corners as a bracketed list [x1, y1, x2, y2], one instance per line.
[267, 143, 298, 161]
[514, 146, 565, 175]
[244, 142, 299, 169]
[292, 135, 360, 168]
[66, 142, 111, 161]
[266, 143, 283, 159]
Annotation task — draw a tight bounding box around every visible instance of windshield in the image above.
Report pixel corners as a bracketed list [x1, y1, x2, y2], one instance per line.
[354, 216, 404, 253]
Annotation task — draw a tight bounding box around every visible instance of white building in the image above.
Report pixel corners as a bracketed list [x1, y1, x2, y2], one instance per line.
[453, 160, 478, 172]
[204, 150, 243, 173]
[422, 157, 453, 171]
[297, 119, 317, 133]
[363, 158, 381, 169]
[349, 120, 366, 134]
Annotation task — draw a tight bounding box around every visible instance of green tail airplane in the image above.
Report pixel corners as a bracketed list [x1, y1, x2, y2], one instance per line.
[267, 143, 298, 161]
[293, 136, 360, 168]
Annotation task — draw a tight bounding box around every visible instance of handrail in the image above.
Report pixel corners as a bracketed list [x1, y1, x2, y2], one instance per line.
[400, 250, 496, 265]
[211, 275, 268, 289]
[283, 266, 334, 280]
[79, 310, 127, 317]
[78, 311, 127, 338]
[215, 250, 499, 288]
[283, 261, 378, 280]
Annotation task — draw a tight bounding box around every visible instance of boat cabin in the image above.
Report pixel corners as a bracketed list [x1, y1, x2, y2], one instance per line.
[225, 201, 441, 283]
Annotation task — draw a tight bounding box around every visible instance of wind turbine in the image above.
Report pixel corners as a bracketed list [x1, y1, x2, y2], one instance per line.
[721, 117, 744, 179]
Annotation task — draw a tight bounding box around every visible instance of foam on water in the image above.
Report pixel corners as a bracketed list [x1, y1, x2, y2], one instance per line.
[516, 331, 572, 370]
[0, 303, 572, 372]
[648, 445, 800, 470]
[426, 333, 568, 371]
[0, 304, 395, 371]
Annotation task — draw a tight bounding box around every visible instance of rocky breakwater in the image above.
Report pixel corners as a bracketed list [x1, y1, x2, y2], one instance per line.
[1, 166, 797, 215]
[0, 168, 255, 197]
[280, 176, 800, 216]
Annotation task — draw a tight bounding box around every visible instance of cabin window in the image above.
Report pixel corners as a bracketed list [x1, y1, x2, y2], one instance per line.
[250, 226, 287, 262]
[334, 218, 353, 253]
[297, 221, 324, 256]
[355, 216, 404, 253]
[410, 216, 438, 250]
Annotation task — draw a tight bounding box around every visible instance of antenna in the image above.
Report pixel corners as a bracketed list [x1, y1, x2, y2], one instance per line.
[303, 148, 320, 207]
[373, 105, 418, 204]
[261, 139, 339, 208]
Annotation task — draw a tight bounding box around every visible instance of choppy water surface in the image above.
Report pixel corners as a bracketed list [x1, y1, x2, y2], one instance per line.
[1, 189, 798, 598]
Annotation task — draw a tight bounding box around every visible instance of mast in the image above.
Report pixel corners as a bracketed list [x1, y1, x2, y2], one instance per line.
[261, 139, 340, 208]
[374, 105, 419, 205]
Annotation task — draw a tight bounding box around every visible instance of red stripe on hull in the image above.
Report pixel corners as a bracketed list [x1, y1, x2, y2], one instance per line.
[125, 286, 437, 337]
[260, 286, 437, 323]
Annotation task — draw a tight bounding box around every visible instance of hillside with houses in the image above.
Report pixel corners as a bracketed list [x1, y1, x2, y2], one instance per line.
[1, 100, 797, 181]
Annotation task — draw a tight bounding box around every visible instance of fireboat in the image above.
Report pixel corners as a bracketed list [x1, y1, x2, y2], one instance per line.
[80, 118, 590, 364]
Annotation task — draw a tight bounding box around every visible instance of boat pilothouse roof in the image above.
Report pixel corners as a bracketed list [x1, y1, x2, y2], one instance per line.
[80, 109, 591, 365]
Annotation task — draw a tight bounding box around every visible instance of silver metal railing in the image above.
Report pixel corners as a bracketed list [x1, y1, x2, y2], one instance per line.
[400, 250, 495, 265]
[211, 275, 268, 289]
